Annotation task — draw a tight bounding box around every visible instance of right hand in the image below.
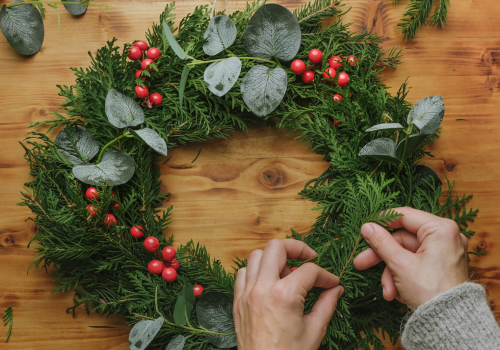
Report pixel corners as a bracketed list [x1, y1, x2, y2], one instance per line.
[353, 207, 469, 310]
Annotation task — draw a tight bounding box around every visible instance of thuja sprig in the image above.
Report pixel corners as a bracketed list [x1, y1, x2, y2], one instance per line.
[396, 0, 451, 41]
[2, 306, 13, 342]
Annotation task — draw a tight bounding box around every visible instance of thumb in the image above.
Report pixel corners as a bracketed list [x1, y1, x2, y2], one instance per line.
[304, 285, 344, 332]
[361, 223, 411, 268]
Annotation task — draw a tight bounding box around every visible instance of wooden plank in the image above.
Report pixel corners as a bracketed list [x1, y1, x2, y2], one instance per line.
[1, 0, 499, 349]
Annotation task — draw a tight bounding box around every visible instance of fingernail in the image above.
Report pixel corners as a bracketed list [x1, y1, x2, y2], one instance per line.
[361, 223, 373, 240]
[338, 286, 344, 297]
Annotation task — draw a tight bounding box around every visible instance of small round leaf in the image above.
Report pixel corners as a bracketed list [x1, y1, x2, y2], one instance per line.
[241, 65, 287, 117]
[414, 164, 442, 192]
[203, 15, 237, 56]
[0, 0, 44, 56]
[130, 128, 168, 156]
[128, 317, 164, 350]
[55, 127, 99, 165]
[243, 4, 301, 61]
[62, 0, 87, 16]
[166, 335, 186, 350]
[196, 292, 236, 348]
[105, 89, 145, 128]
[204, 57, 241, 97]
[358, 138, 399, 163]
[72, 149, 135, 186]
[408, 95, 445, 134]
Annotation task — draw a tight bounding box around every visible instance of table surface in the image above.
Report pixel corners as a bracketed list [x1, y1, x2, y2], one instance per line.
[1, 0, 499, 349]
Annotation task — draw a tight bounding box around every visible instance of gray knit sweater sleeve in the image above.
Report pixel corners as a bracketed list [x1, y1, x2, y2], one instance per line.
[401, 282, 500, 350]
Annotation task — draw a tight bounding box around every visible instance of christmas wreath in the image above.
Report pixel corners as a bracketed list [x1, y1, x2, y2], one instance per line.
[21, 1, 479, 349]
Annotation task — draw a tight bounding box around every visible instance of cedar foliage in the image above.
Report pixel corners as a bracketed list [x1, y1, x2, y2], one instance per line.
[21, 0, 477, 349]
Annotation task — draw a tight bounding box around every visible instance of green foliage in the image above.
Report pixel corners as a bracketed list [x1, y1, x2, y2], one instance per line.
[396, 0, 451, 41]
[2, 306, 13, 342]
[20, 0, 478, 349]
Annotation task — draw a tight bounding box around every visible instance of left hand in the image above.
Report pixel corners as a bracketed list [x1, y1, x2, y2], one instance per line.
[233, 239, 344, 350]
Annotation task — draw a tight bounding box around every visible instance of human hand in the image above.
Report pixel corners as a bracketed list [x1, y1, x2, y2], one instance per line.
[353, 207, 469, 310]
[233, 239, 344, 350]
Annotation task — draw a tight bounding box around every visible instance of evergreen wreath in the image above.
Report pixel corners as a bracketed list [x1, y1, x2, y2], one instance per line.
[20, 1, 479, 349]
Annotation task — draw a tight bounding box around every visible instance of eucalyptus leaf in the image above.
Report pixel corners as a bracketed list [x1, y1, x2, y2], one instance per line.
[241, 65, 287, 117]
[129, 128, 168, 156]
[365, 123, 404, 132]
[196, 292, 237, 348]
[173, 283, 195, 326]
[179, 65, 191, 107]
[72, 149, 135, 186]
[408, 95, 445, 134]
[395, 133, 427, 160]
[358, 138, 400, 163]
[62, 0, 87, 15]
[55, 127, 99, 165]
[166, 335, 186, 350]
[204, 57, 241, 97]
[203, 15, 237, 56]
[414, 164, 442, 192]
[128, 317, 164, 350]
[243, 3, 301, 61]
[0, 0, 44, 56]
[163, 21, 193, 60]
[105, 89, 145, 128]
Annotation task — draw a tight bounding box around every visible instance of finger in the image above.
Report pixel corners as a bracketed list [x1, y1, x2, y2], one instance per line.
[353, 248, 381, 270]
[280, 262, 292, 279]
[245, 249, 263, 289]
[304, 286, 344, 333]
[282, 262, 339, 296]
[381, 267, 397, 301]
[383, 207, 442, 233]
[234, 268, 246, 304]
[257, 239, 318, 284]
[361, 223, 412, 267]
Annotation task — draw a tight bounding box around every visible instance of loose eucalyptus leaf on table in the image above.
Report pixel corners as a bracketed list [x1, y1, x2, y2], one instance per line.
[365, 123, 404, 132]
[128, 317, 164, 350]
[243, 3, 301, 61]
[203, 15, 237, 56]
[105, 89, 145, 128]
[241, 65, 288, 117]
[165, 334, 186, 350]
[196, 292, 237, 348]
[129, 128, 168, 156]
[395, 133, 427, 160]
[204, 57, 241, 97]
[72, 149, 135, 186]
[0, 0, 44, 55]
[173, 283, 195, 326]
[55, 127, 99, 165]
[358, 138, 400, 163]
[408, 95, 445, 134]
[62, 0, 87, 16]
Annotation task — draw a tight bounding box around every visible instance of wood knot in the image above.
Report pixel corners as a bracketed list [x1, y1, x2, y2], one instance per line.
[39, 109, 46, 116]
[259, 166, 285, 188]
[444, 160, 456, 172]
[477, 240, 488, 252]
[481, 50, 494, 68]
[0, 234, 13, 247]
[255, 216, 261, 226]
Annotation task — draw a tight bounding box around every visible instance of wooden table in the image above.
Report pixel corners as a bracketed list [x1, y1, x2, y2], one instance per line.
[1, 0, 499, 349]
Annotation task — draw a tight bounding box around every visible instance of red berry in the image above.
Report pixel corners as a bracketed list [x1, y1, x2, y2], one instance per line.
[290, 59, 306, 75]
[111, 190, 116, 197]
[135, 85, 149, 99]
[328, 56, 342, 69]
[162, 267, 177, 282]
[111, 201, 120, 211]
[308, 49, 323, 64]
[333, 93, 343, 104]
[144, 237, 159, 252]
[149, 93, 163, 106]
[141, 59, 155, 72]
[128, 46, 141, 61]
[118, 232, 125, 240]
[338, 72, 350, 87]
[302, 71, 315, 84]
[130, 225, 144, 239]
[193, 284, 204, 297]
[162, 246, 176, 261]
[167, 259, 179, 271]
[291, 267, 298, 271]
[103, 213, 117, 226]
[133, 40, 148, 52]
[86, 204, 98, 216]
[147, 47, 161, 60]
[86, 187, 99, 200]
[334, 119, 342, 127]
[322, 67, 336, 80]
[135, 69, 145, 81]
[348, 55, 359, 66]
[148, 260, 165, 275]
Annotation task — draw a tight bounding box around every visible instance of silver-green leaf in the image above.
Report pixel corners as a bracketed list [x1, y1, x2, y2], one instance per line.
[165, 335, 186, 350]
[179, 65, 191, 107]
[409, 95, 445, 134]
[55, 127, 99, 165]
[358, 138, 400, 163]
[72, 149, 135, 186]
[62, 0, 87, 15]
[241, 65, 287, 117]
[105, 89, 145, 128]
[365, 123, 404, 132]
[129, 128, 168, 156]
[395, 133, 427, 160]
[203, 15, 237, 56]
[243, 3, 301, 61]
[128, 317, 164, 350]
[162, 21, 193, 60]
[204, 57, 241, 97]
[196, 292, 236, 348]
[0, 0, 44, 55]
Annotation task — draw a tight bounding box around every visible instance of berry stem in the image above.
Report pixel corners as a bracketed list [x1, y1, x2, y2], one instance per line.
[96, 131, 134, 164]
[6, 1, 110, 9]
[187, 56, 278, 67]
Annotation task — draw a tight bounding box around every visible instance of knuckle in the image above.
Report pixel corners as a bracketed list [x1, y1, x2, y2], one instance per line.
[370, 231, 388, 252]
[249, 249, 263, 260]
[442, 218, 460, 234]
[270, 283, 292, 303]
[248, 282, 266, 302]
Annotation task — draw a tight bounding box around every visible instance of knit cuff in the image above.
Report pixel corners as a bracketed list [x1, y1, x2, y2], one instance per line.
[401, 282, 500, 350]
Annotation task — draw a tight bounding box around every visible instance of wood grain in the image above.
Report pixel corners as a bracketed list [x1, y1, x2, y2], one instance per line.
[0, 0, 499, 349]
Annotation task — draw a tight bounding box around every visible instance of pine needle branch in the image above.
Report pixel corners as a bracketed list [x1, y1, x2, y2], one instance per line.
[396, 0, 435, 41]
[3, 306, 13, 342]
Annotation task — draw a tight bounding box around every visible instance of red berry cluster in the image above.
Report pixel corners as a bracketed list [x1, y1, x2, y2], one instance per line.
[85, 187, 121, 231]
[128, 40, 163, 108]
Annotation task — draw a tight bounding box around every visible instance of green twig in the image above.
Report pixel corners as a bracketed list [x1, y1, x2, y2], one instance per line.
[96, 131, 133, 164]
[187, 56, 277, 67]
[2, 306, 13, 342]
